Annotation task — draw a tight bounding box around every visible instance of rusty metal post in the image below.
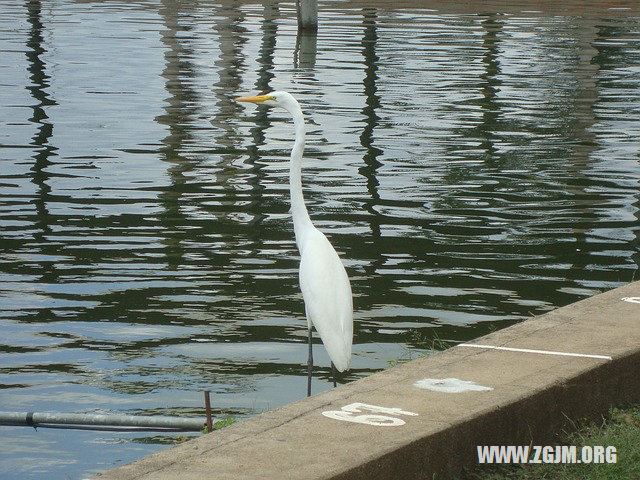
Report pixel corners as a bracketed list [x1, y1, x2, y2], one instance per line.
[204, 391, 213, 432]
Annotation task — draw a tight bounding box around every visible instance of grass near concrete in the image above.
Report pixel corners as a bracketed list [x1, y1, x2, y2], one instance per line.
[461, 405, 640, 480]
[200, 416, 236, 434]
[389, 330, 451, 366]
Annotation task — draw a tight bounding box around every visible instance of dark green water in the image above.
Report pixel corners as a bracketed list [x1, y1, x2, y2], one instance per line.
[1, 0, 639, 477]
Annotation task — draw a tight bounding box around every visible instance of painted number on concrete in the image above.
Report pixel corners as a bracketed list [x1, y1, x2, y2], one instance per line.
[322, 402, 418, 427]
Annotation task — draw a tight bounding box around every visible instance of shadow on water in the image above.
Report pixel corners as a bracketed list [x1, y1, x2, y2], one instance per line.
[1, 0, 640, 478]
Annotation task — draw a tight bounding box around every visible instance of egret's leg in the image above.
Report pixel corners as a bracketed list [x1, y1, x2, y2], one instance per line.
[331, 362, 337, 388]
[307, 328, 313, 397]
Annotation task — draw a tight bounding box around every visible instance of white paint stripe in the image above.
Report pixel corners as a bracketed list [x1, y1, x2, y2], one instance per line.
[458, 343, 612, 360]
[622, 296, 640, 304]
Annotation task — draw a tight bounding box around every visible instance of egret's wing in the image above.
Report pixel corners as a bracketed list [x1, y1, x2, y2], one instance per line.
[299, 230, 353, 372]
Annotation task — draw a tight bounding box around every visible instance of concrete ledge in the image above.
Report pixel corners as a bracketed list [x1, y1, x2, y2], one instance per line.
[93, 281, 640, 480]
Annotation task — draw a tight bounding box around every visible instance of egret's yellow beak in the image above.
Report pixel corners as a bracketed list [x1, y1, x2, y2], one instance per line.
[235, 94, 274, 103]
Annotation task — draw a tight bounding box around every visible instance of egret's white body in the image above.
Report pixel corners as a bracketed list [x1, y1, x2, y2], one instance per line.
[299, 228, 352, 372]
[236, 91, 353, 391]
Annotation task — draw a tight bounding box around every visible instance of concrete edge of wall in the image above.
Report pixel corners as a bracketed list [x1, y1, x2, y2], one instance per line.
[93, 281, 640, 480]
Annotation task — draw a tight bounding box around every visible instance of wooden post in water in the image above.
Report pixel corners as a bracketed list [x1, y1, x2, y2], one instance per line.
[296, 0, 318, 31]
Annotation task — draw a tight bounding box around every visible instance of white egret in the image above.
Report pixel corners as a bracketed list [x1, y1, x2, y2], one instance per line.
[235, 91, 353, 396]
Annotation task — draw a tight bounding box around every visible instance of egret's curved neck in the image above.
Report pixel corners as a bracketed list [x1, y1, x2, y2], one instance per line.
[288, 103, 314, 246]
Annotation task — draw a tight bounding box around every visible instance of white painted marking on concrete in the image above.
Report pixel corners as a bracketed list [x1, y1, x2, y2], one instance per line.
[621, 296, 640, 304]
[322, 402, 418, 427]
[459, 344, 612, 360]
[413, 377, 493, 393]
